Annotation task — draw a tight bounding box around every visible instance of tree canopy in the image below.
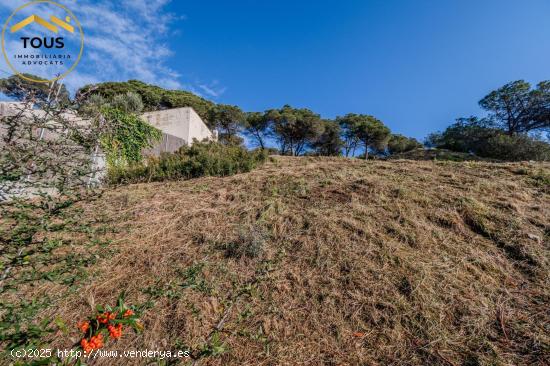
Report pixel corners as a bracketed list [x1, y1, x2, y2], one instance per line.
[0, 74, 69, 104]
[387, 134, 423, 155]
[73, 80, 412, 158]
[266, 105, 324, 156]
[244, 111, 271, 149]
[426, 117, 550, 161]
[337, 114, 362, 157]
[337, 114, 391, 158]
[77, 80, 215, 126]
[208, 104, 246, 145]
[479, 80, 550, 135]
[312, 120, 343, 156]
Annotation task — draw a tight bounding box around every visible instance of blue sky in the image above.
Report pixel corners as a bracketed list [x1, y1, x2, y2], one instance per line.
[1, 0, 550, 140]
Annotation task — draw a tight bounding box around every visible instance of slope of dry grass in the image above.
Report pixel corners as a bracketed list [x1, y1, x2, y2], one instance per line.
[4, 157, 550, 365]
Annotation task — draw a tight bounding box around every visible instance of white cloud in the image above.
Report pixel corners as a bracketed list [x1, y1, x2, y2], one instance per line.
[0, 0, 225, 98]
[198, 82, 228, 98]
[67, 0, 178, 89]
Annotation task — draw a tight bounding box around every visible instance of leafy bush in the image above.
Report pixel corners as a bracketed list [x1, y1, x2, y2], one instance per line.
[107, 142, 269, 184]
[425, 118, 496, 152]
[427, 118, 550, 161]
[387, 134, 423, 155]
[78, 80, 215, 125]
[478, 134, 550, 161]
[100, 107, 162, 166]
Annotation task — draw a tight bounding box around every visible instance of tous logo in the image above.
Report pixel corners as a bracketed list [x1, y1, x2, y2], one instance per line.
[11, 13, 75, 49]
[1, 1, 84, 83]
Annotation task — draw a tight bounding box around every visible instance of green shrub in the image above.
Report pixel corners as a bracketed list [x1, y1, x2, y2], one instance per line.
[107, 142, 268, 184]
[428, 118, 550, 161]
[100, 107, 162, 166]
[387, 134, 423, 155]
[478, 134, 550, 161]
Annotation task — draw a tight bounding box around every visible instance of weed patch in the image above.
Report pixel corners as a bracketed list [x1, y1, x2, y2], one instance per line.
[224, 225, 268, 259]
[107, 142, 268, 184]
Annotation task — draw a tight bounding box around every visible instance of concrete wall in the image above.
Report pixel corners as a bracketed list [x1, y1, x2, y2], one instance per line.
[186, 108, 215, 144]
[1, 103, 215, 147]
[143, 132, 187, 156]
[141, 107, 214, 147]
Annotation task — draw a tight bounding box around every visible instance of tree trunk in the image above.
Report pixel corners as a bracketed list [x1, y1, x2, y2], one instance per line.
[254, 130, 265, 149]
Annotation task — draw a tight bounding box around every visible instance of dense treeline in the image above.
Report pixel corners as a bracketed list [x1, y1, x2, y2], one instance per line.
[75, 79, 547, 160]
[73, 80, 420, 158]
[77, 80, 216, 123]
[2, 75, 549, 160]
[426, 118, 550, 161]
[428, 80, 550, 161]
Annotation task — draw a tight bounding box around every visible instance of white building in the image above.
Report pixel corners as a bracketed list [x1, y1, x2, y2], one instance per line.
[141, 107, 217, 155]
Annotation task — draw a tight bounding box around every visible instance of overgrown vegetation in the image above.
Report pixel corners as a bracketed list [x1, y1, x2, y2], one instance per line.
[0, 81, 119, 365]
[74, 77, 550, 161]
[1, 75, 549, 365]
[107, 142, 269, 184]
[387, 134, 423, 155]
[78, 80, 215, 125]
[427, 117, 550, 161]
[428, 80, 550, 161]
[0, 99, 104, 200]
[99, 107, 162, 166]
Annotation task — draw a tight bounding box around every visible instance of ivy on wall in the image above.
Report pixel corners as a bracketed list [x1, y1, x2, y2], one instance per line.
[100, 107, 162, 167]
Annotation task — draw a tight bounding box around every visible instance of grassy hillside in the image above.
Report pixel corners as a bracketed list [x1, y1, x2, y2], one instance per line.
[2, 157, 549, 365]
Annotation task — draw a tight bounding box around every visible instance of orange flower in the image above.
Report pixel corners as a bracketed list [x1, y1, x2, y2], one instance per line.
[97, 314, 108, 324]
[97, 312, 116, 324]
[81, 334, 103, 353]
[78, 321, 90, 333]
[80, 338, 92, 353]
[89, 334, 104, 349]
[123, 309, 134, 318]
[108, 324, 123, 339]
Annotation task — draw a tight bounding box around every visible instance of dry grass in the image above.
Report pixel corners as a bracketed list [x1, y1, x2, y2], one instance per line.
[4, 157, 550, 365]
